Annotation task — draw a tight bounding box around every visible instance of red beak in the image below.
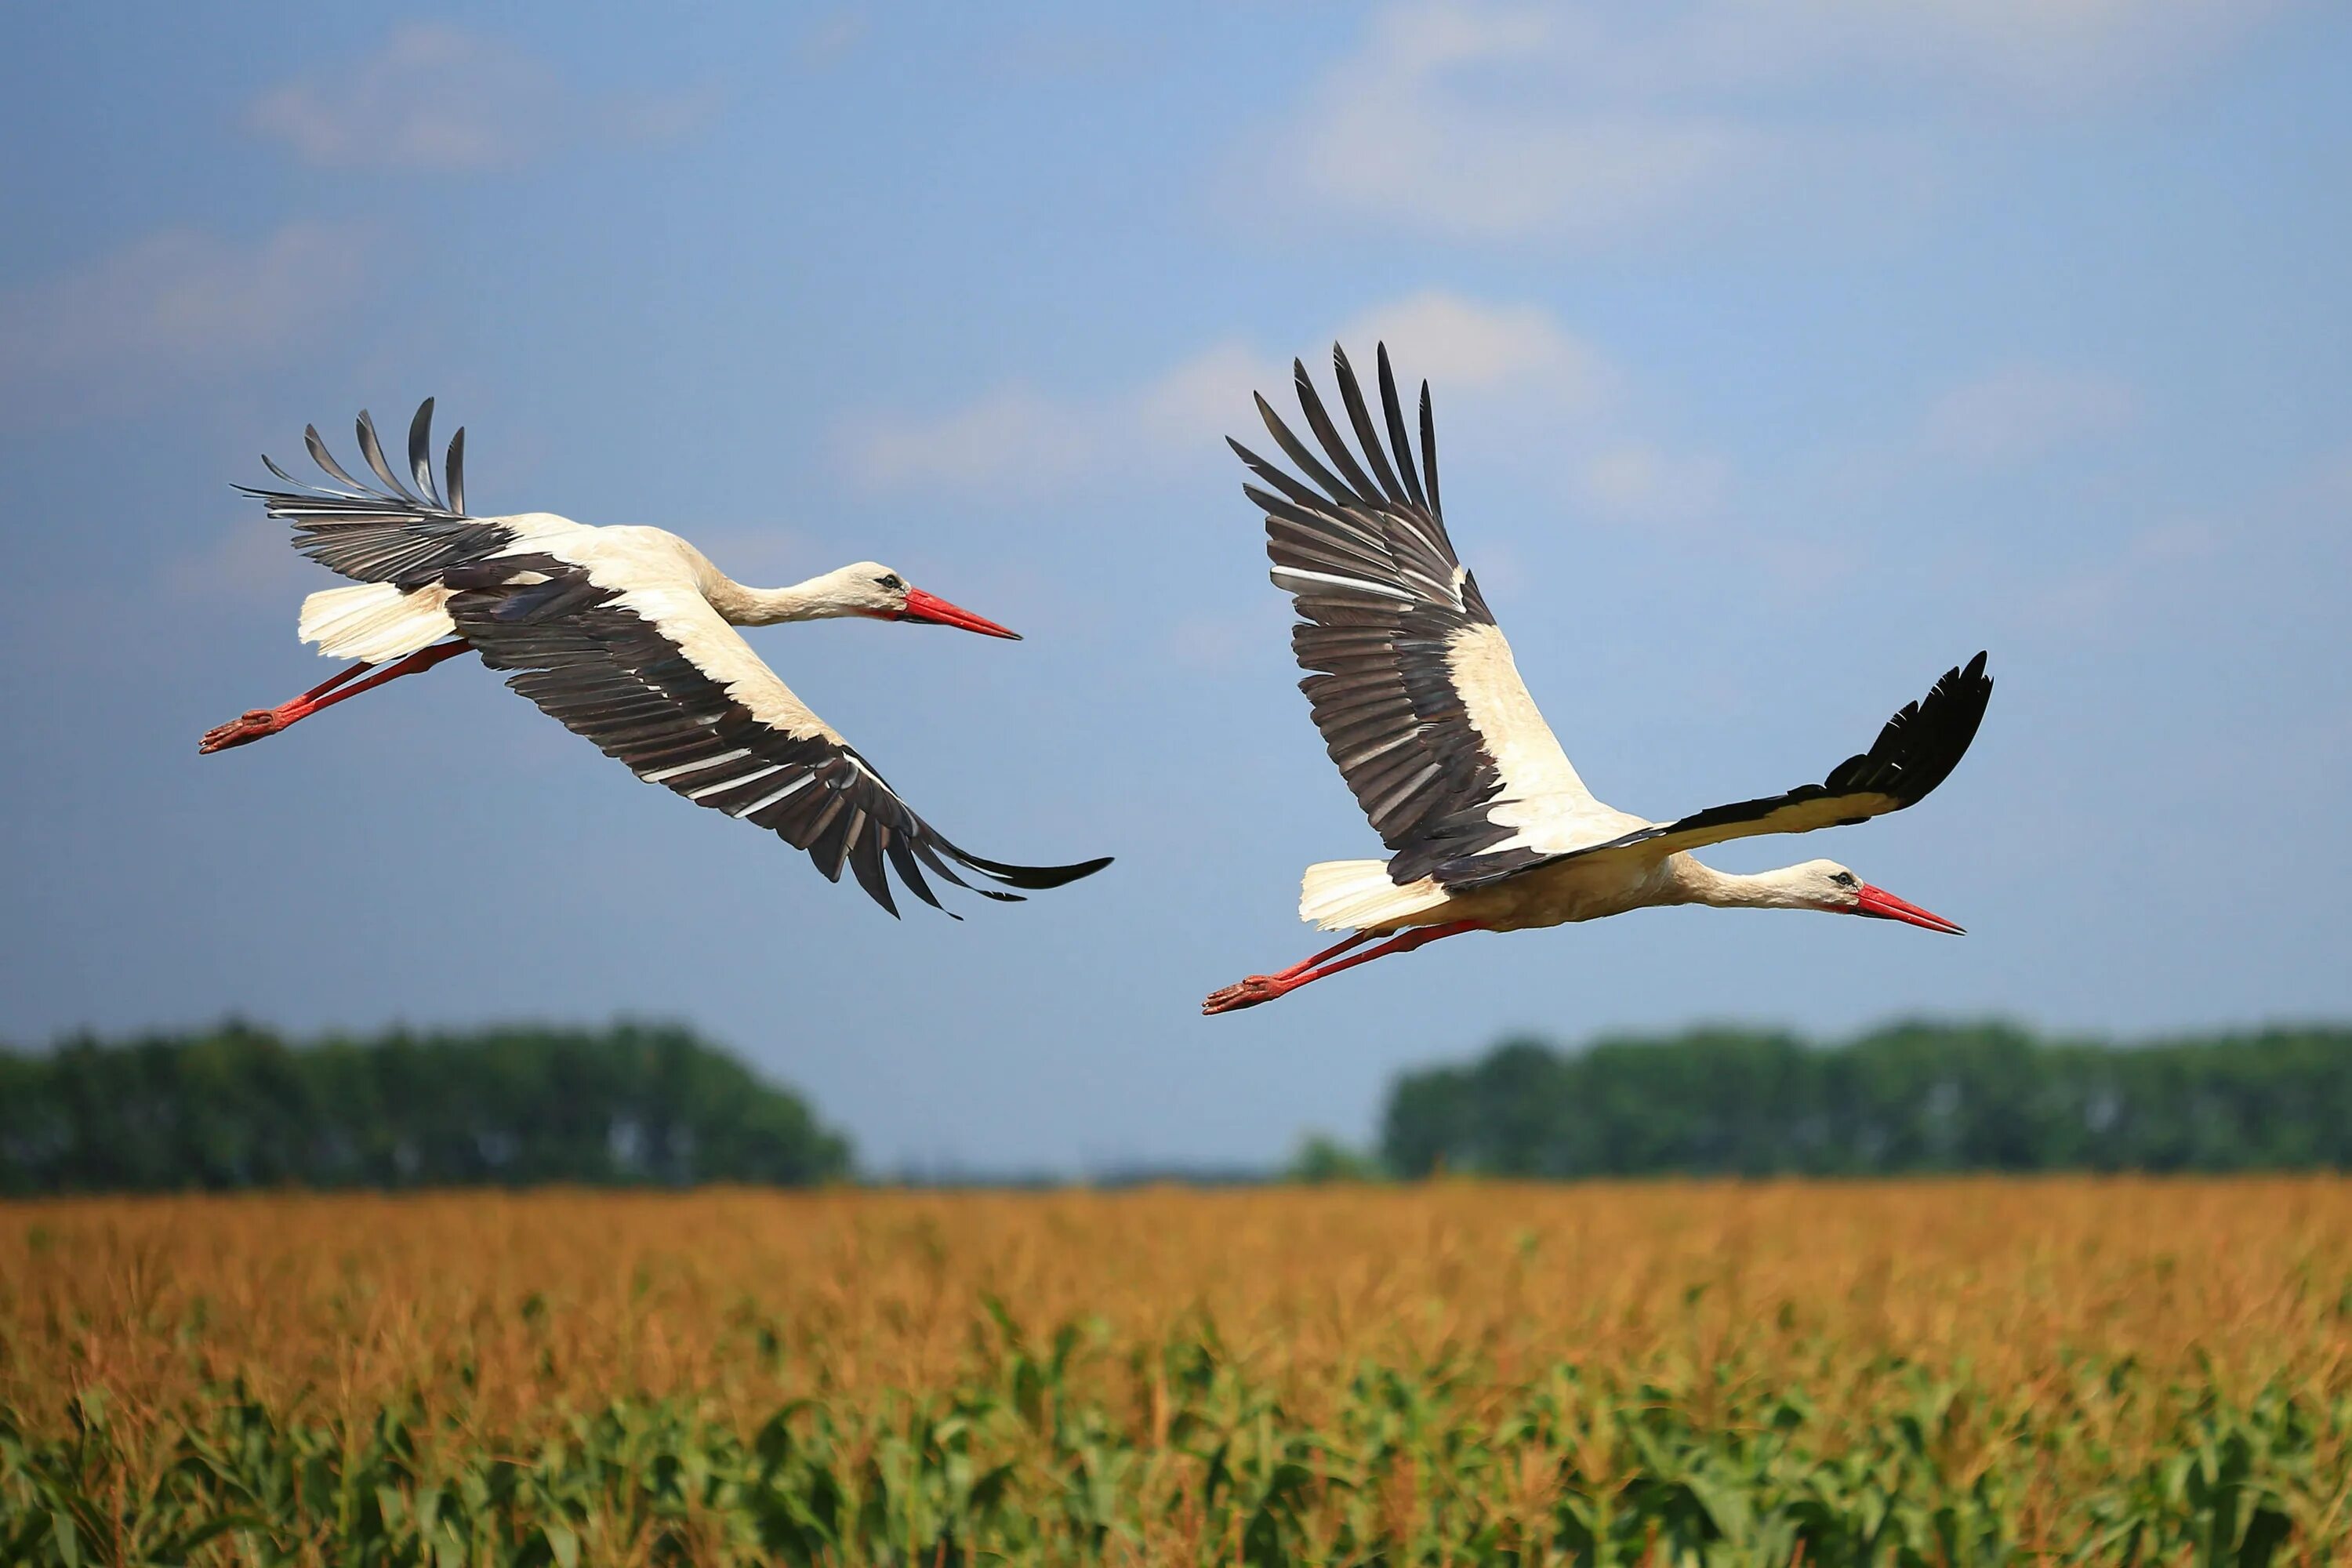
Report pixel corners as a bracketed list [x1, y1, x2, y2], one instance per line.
[898, 586, 1021, 640]
[1853, 884, 1966, 936]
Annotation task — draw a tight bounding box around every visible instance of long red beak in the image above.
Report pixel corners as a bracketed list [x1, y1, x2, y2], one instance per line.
[1853, 884, 1966, 936]
[899, 586, 1021, 640]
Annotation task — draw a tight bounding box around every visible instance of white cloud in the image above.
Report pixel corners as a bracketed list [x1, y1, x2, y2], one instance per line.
[1924, 364, 2139, 466]
[844, 383, 1102, 496]
[1265, 0, 2288, 245]
[841, 289, 1717, 528]
[1344, 292, 1613, 405]
[245, 24, 715, 172]
[1576, 442, 1730, 525]
[841, 291, 1609, 495]
[0, 221, 370, 421]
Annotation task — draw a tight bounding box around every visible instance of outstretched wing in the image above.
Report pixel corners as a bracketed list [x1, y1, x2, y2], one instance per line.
[442, 554, 1112, 916]
[238, 400, 517, 586]
[1233, 343, 1639, 887]
[1444, 653, 1994, 888]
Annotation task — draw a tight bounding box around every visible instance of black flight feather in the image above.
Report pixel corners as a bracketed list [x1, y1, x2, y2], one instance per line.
[407, 399, 444, 507]
[1333, 345, 1410, 506]
[303, 425, 369, 492]
[1377, 346, 1427, 512]
[1292, 358, 1381, 503]
[445, 426, 466, 515]
[354, 411, 418, 502]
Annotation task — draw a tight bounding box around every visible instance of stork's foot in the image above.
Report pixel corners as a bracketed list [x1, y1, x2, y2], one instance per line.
[1202, 975, 1294, 1015]
[199, 707, 300, 753]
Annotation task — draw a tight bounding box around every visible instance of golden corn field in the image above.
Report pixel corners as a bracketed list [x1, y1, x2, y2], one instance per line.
[7, 1179, 2352, 1564]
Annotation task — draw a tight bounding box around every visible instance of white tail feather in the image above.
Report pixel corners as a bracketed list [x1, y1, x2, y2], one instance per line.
[1298, 858, 1449, 931]
[298, 583, 456, 663]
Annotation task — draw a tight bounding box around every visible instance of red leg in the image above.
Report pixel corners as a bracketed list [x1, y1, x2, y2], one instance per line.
[1201, 920, 1481, 1015]
[199, 641, 474, 753]
[297, 661, 376, 702]
[1269, 929, 1374, 982]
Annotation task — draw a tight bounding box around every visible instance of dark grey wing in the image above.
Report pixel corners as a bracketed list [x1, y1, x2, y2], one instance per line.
[1234, 343, 1606, 887]
[441, 556, 1112, 916]
[238, 400, 514, 586]
[1443, 653, 1995, 889]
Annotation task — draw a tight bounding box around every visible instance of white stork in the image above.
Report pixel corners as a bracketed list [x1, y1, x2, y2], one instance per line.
[201, 401, 1112, 916]
[1203, 345, 1991, 1014]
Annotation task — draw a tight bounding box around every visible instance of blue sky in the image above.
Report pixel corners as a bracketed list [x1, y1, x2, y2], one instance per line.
[3, 2, 2348, 1171]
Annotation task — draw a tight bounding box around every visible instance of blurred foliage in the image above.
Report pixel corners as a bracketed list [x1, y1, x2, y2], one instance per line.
[0, 1022, 849, 1193]
[1283, 1131, 1383, 1184]
[1382, 1020, 2352, 1179]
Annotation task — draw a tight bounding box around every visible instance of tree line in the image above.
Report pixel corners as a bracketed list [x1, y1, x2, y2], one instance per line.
[1379, 1021, 2352, 1178]
[0, 1022, 851, 1195]
[13, 1018, 2352, 1193]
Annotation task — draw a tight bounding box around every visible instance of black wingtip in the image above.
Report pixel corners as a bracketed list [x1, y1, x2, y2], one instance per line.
[446, 426, 467, 515]
[956, 853, 1114, 891]
[407, 397, 442, 506]
[1417, 379, 1442, 518]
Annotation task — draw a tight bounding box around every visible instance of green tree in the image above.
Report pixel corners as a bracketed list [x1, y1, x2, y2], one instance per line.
[1377, 1022, 2352, 1178]
[0, 1021, 851, 1195]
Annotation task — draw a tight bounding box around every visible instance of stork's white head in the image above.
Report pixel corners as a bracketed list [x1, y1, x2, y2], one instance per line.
[818, 562, 1022, 639]
[1784, 858, 1965, 934]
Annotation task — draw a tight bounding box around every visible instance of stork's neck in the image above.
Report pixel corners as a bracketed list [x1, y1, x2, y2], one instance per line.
[703, 572, 862, 626]
[1664, 856, 1820, 911]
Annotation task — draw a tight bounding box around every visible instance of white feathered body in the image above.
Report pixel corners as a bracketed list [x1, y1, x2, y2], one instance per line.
[299, 512, 589, 662]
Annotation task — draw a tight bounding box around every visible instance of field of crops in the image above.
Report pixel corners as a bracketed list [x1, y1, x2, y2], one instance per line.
[6, 1180, 2352, 1564]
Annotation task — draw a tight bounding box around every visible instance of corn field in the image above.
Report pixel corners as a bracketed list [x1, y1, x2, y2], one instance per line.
[5, 1179, 2352, 1564]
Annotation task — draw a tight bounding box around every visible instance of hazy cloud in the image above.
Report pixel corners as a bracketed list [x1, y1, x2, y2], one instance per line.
[1265, 0, 2288, 245]
[1574, 442, 1730, 525]
[797, 7, 870, 71]
[842, 290, 1715, 525]
[0, 221, 370, 423]
[1925, 364, 2140, 466]
[1345, 292, 1615, 408]
[245, 24, 717, 172]
[842, 291, 1602, 494]
[844, 383, 1098, 496]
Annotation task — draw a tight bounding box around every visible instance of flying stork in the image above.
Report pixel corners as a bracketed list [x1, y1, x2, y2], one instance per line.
[201, 401, 1112, 916]
[1203, 344, 1991, 1014]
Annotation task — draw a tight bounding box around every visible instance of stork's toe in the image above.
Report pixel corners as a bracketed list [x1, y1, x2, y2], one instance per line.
[198, 709, 287, 754]
[1201, 976, 1287, 1015]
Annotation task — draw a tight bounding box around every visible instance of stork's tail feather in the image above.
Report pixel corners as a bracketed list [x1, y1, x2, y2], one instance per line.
[1299, 858, 1447, 931]
[299, 583, 458, 664]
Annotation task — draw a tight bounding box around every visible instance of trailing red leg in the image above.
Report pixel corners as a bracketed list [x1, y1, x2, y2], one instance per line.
[199, 641, 474, 754]
[1201, 920, 1480, 1015]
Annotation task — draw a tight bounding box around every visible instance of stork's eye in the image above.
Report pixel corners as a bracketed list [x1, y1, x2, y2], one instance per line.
[874, 573, 904, 592]
[1832, 871, 1858, 889]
